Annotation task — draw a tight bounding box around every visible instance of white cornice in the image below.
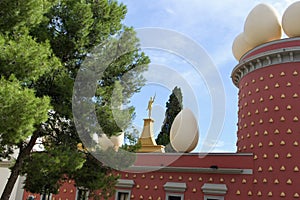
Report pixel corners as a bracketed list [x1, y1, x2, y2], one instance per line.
[164, 182, 187, 192]
[232, 46, 300, 87]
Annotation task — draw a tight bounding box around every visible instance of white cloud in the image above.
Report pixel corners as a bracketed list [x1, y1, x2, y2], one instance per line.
[165, 8, 175, 15]
[194, 139, 227, 153]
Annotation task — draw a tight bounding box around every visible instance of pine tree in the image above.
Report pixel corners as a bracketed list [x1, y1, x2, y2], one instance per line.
[0, 0, 149, 199]
[156, 87, 183, 152]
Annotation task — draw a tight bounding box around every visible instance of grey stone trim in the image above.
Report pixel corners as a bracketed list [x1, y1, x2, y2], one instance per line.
[116, 179, 135, 188]
[240, 37, 300, 61]
[201, 183, 227, 195]
[163, 182, 187, 192]
[231, 46, 300, 87]
[204, 195, 224, 200]
[127, 166, 252, 174]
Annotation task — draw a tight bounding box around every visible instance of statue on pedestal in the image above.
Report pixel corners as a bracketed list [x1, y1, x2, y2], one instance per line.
[138, 94, 165, 153]
[146, 94, 155, 118]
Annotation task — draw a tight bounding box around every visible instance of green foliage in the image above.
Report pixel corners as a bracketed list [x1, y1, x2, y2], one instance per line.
[0, 33, 61, 82]
[0, 0, 56, 33]
[0, 76, 51, 157]
[20, 112, 84, 194]
[34, 69, 74, 117]
[73, 155, 117, 193]
[21, 146, 85, 195]
[0, 0, 149, 198]
[95, 147, 137, 171]
[31, 0, 127, 76]
[156, 87, 183, 152]
[122, 128, 141, 152]
[95, 28, 149, 138]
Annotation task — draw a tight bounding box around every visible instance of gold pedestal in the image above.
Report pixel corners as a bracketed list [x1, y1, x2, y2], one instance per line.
[138, 118, 165, 153]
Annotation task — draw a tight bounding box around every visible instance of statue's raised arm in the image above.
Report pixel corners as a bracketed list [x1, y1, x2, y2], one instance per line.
[147, 94, 156, 118]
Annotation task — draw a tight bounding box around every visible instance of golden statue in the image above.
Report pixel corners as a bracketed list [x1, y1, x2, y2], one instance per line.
[147, 94, 156, 118]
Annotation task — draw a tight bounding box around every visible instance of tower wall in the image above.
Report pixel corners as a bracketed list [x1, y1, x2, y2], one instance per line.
[232, 38, 300, 198]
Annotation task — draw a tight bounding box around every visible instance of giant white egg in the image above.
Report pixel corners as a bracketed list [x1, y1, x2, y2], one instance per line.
[110, 132, 124, 151]
[282, 1, 300, 37]
[244, 3, 282, 46]
[232, 33, 254, 61]
[170, 108, 199, 153]
[98, 132, 124, 151]
[98, 134, 114, 151]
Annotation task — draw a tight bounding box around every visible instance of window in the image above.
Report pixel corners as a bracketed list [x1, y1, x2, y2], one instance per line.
[169, 197, 181, 200]
[166, 194, 183, 200]
[40, 193, 52, 200]
[201, 183, 227, 200]
[116, 191, 130, 200]
[76, 188, 89, 200]
[27, 195, 35, 200]
[114, 179, 134, 200]
[164, 182, 186, 200]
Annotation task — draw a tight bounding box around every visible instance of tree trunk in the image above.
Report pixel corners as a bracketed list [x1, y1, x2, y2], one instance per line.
[0, 134, 38, 200]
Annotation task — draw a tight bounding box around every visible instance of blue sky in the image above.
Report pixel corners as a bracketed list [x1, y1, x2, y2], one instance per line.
[119, 0, 298, 152]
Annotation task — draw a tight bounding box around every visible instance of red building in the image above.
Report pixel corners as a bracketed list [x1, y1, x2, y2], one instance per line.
[22, 37, 300, 200]
[231, 37, 300, 199]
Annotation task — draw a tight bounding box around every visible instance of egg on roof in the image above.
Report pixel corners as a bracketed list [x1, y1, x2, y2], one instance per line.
[98, 133, 124, 151]
[232, 33, 254, 61]
[98, 134, 113, 151]
[110, 132, 124, 151]
[282, 1, 300, 37]
[244, 3, 282, 46]
[170, 108, 199, 153]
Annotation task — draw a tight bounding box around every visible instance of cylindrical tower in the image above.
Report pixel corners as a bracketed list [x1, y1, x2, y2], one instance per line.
[232, 38, 300, 199]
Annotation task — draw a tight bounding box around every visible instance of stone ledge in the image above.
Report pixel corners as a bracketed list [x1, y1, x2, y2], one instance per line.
[232, 47, 300, 87]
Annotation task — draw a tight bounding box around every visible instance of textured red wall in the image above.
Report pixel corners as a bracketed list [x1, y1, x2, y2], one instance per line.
[23, 181, 77, 200]
[236, 39, 300, 198]
[22, 154, 254, 200]
[113, 153, 254, 200]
